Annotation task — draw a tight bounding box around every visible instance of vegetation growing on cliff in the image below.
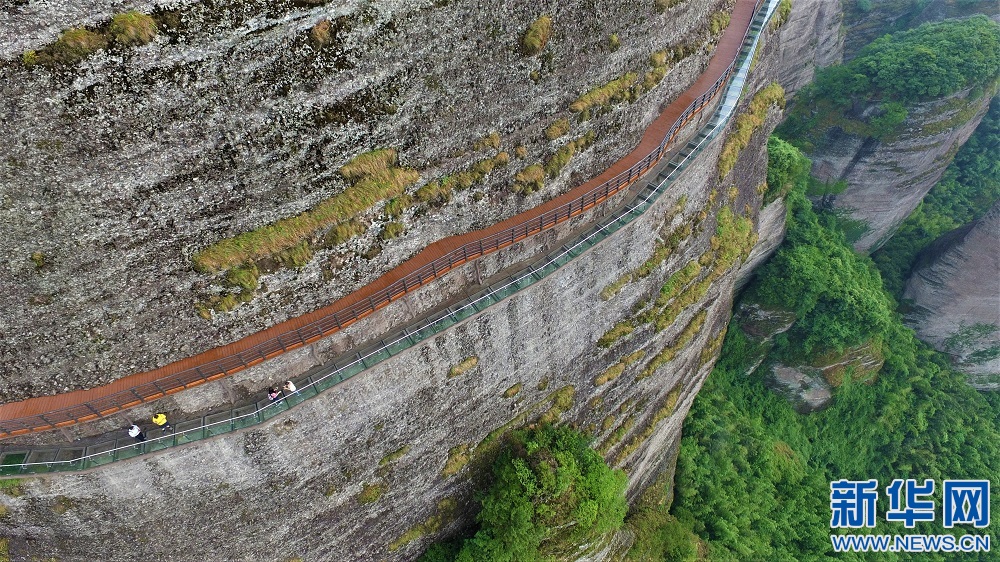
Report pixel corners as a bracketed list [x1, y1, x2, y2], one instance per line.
[872, 96, 1000, 297]
[661, 137, 1000, 559]
[521, 15, 553, 55]
[779, 16, 1000, 148]
[192, 148, 419, 273]
[419, 425, 627, 562]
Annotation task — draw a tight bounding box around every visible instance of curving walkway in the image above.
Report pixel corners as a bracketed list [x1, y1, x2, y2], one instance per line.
[0, 0, 767, 438]
[0, 0, 781, 474]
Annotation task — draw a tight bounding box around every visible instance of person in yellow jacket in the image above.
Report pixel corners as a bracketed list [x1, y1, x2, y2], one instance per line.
[151, 412, 173, 433]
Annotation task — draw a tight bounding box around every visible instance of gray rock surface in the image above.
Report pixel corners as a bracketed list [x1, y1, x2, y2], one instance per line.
[809, 89, 994, 253]
[0, 0, 726, 400]
[771, 0, 843, 95]
[904, 201, 1000, 389]
[0, 69, 786, 560]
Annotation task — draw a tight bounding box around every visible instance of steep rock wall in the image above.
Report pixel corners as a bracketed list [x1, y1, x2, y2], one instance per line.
[0, 72, 785, 560]
[0, 0, 726, 400]
[904, 201, 1000, 389]
[770, 0, 843, 95]
[808, 88, 995, 252]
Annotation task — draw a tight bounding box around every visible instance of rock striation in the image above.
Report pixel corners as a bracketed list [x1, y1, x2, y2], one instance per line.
[904, 201, 1000, 389]
[0, 0, 728, 400]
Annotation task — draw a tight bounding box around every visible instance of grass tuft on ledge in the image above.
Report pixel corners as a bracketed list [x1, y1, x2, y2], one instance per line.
[192, 148, 418, 273]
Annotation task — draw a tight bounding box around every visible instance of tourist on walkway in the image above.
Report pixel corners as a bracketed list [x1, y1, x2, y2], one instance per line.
[151, 412, 172, 433]
[127, 424, 146, 443]
[267, 387, 281, 401]
[282, 380, 297, 396]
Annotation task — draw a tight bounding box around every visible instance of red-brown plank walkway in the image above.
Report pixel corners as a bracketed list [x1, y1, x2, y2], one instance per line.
[0, 0, 760, 436]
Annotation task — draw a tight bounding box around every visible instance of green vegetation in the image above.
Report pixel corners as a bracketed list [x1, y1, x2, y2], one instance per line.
[418, 425, 627, 562]
[570, 73, 639, 114]
[29, 28, 107, 67]
[193, 148, 418, 273]
[746, 180, 894, 357]
[108, 11, 158, 46]
[543, 118, 570, 140]
[29, 251, 45, 270]
[655, 0, 685, 12]
[390, 498, 460, 552]
[764, 135, 810, 205]
[521, 15, 554, 56]
[656, 134, 1000, 559]
[718, 83, 785, 178]
[598, 320, 635, 348]
[772, 0, 792, 29]
[708, 11, 731, 36]
[0, 538, 8, 562]
[380, 222, 405, 241]
[544, 131, 596, 178]
[608, 33, 621, 51]
[380, 445, 411, 466]
[503, 383, 523, 398]
[779, 17, 1000, 148]
[358, 482, 386, 503]
[310, 19, 333, 48]
[448, 356, 479, 378]
[513, 164, 545, 194]
[474, 132, 502, 151]
[442, 443, 472, 477]
[872, 96, 1000, 296]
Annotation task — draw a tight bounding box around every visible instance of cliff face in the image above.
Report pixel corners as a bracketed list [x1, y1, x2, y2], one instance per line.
[769, 0, 843, 95]
[808, 88, 994, 253]
[904, 201, 1000, 389]
[0, 0, 726, 400]
[0, 64, 786, 562]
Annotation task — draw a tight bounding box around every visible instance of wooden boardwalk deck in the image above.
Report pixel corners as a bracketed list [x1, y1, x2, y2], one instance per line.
[0, 0, 761, 436]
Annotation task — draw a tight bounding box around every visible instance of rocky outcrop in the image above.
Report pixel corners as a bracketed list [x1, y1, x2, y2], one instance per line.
[904, 201, 1000, 389]
[0, 0, 728, 400]
[770, 0, 844, 95]
[0, 59, 788, 560]
[809, 88, 995, 253]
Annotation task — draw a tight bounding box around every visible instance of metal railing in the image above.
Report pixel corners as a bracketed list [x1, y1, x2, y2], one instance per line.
[0, 0, 777, 454]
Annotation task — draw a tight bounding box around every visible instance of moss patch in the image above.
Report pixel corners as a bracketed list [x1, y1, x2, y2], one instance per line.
[544, 118, 571, 140]
[442, 443, 472, 477]
[358, 482, 386, 504]
[389, 497, 460, 551]
[380, 445, 411, 466]
[521, 15, 553, 55]
[109, 11, 158, 46]
[504, 382, 523, 398]
[448, 356, 479, 378]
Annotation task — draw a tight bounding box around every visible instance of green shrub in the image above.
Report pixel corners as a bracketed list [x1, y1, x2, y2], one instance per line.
[544, 118, 570, 140]
[521, 15, 553, 55]
[420, 425, 627, 562]
[380, 222, 405, 241]
[108, 11, 158, 46]
[46, 28, 107, 65]
[514, 164, 545, 194]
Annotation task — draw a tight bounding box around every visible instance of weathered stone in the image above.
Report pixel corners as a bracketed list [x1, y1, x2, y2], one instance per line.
[904, 201, 1000, 389]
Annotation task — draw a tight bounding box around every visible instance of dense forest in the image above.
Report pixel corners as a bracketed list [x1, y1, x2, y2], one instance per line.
[414, 13, 1000, 562]
[777, 16, 1000, 149]
[664, 17, 1000, 561]
[667, 137, 1000, 560]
